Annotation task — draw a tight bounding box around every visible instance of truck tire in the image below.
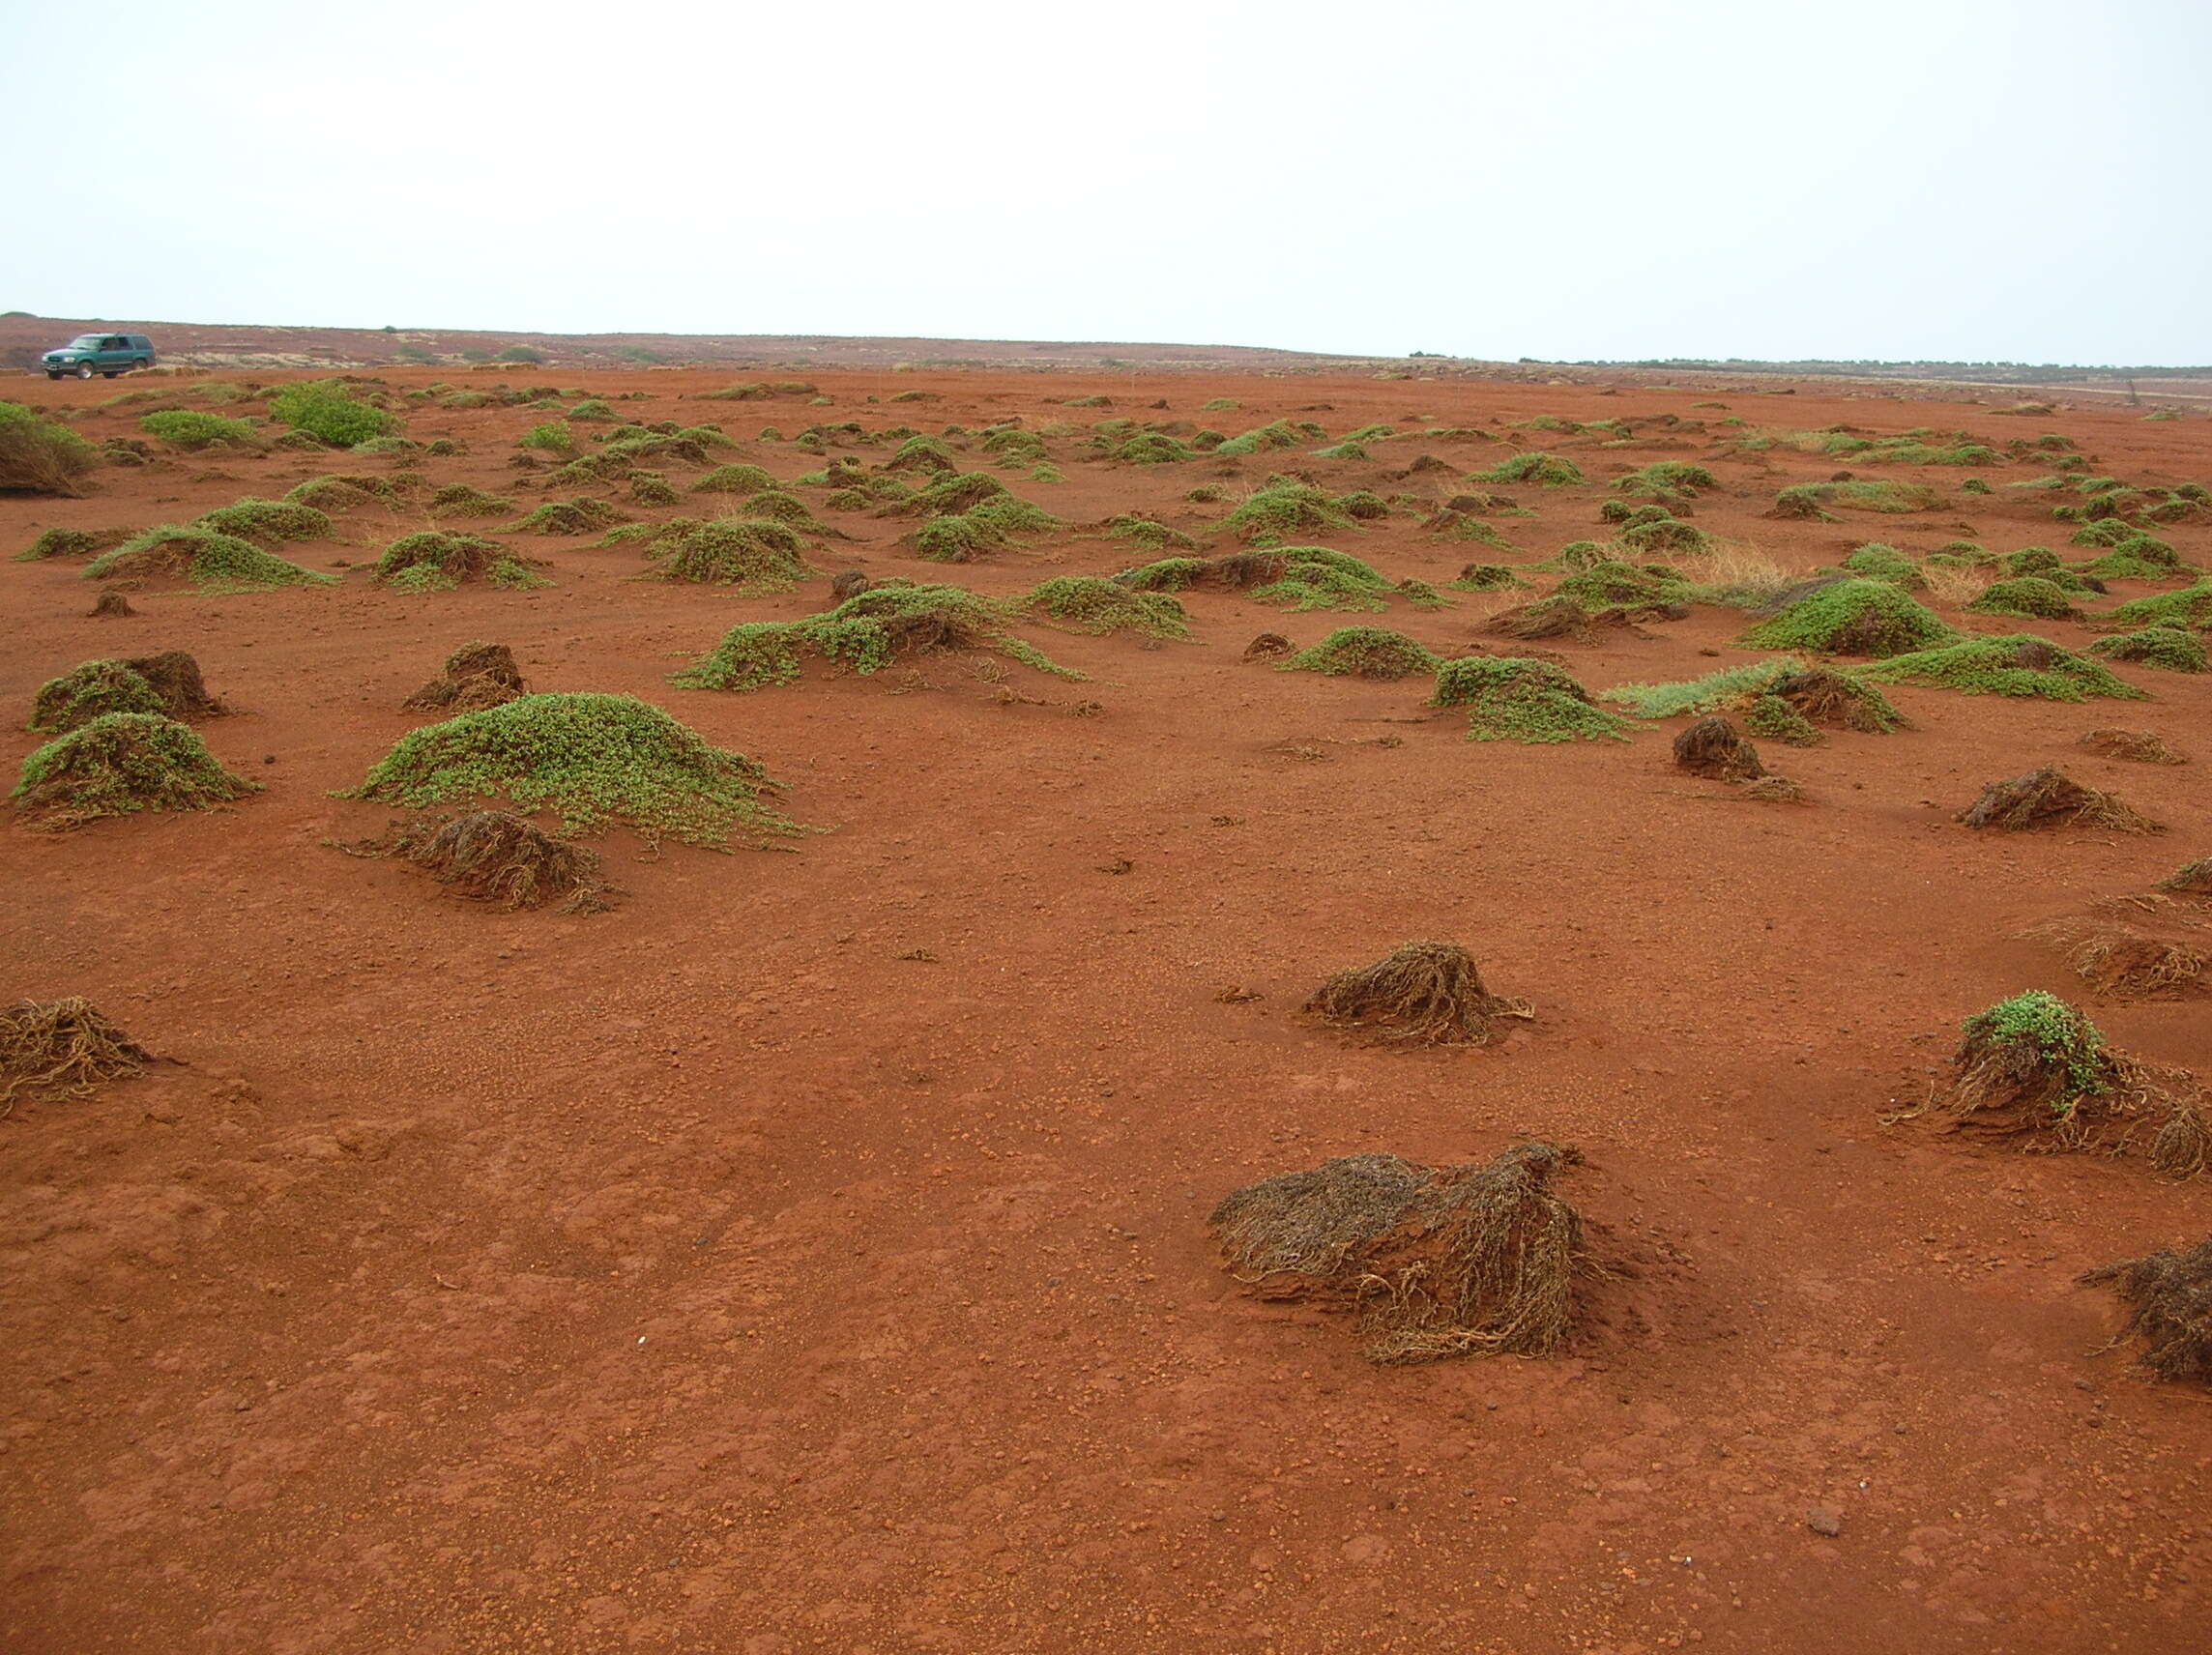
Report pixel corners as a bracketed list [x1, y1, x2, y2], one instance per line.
[75, 363, 95, 380]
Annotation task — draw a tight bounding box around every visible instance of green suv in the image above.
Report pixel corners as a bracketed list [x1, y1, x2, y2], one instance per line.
[43, 333, 157, 380]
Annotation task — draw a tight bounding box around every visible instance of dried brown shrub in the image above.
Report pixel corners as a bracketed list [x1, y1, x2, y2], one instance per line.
[0, 998, 153, 1114]
[2079, 729, 2187, 766]
[1959, 766, 2161, 834]
[1304, 941, 1531, 1046]
[1210, 1142, 1586, 1363]
[402, 642, 526, 713]
[406, 811, 611, 913]
[1242, 631, 1295, 662]
[2022, 918, 2208, 998]
[1673, 715, 1763, 781]
[2081, 1238, 2212, 1383]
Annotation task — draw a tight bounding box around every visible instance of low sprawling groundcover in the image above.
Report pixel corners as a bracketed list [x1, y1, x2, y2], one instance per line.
[13, 712, 257, 828]
[342, 692, 801, 847]
[679, 584, 1077, 693]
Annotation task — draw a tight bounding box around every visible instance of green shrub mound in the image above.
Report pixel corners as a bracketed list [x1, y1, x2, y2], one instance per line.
[679, 583, 1076, 693]
[509, 496, 628, 536]
[1600, 501, 1672, 527]
[516, 420, 574, 453]
[1554, 560, 1685, 612]
[1742, 695, 1819, 744]
[1615, 518, 1709, 557]
[1969, 576, 2080, 620]
[2107, 581, 2212, 631]
[342, 692, 800, 847]
[1116, 433, 1194, 465]
[1429, 657, 1638, 743]
[1771, 480, 1941, 519]
[1422, 509, 1514, 549]
[86, 525, 335, 592]
[636, 517, 808, 589]
[567, 398, 616, 422]
[28, 660, 168, 732]
[700, 380, 816, 401]
[1840, 544, 1925, 588]
[1335, 490, 1390, 522]
[908, 496, 1060, 562]
[1111, 545, 1402, 613]
[1535, 540, 1609, 572]
[0, 401, 102, 495]
[2070, 519, 2163, 550]
[1448, 563, 1528, 592]
[195, 497, 333, 543]
[979, 428, 1048, 462]
[883, 437, 956, 477]
[1609, 460, 1718, 500]
[877, 470, 1007, 519]
[1739, 579, 1954, 657]
[14, 712, 257, 829]
[1599, 656, 1906, 739]
[16, 527, 121, 562]
[1214, 420, 1317, 455]
[1250, 546, 1398, 612]
[628, 470, 680, 507]
[1279, 627, 1441, 680]
[1861, 634, 2144, 701]
[2088, 626, 2206, 673]
[269, 381, 398, 449]
[1104, 513, 1201, 551]
[1214, 478, 1354, 546]
[2078, 544, 2188, 583]
[286, 473, 401, 511]
[1474, 452, 1583, 487]
[137, 409, 258, 451]
[428, 483, 518, 518]
[374, 531, 550, 593]
[1602, 658, 1798, 719]
[1022, 577, 1188, 637]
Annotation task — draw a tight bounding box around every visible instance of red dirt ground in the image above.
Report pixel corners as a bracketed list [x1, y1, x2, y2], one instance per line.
[3, 366, 2209, 1654]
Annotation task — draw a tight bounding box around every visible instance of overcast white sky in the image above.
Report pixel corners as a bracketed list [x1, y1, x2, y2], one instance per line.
[5, 0, 2208, 363]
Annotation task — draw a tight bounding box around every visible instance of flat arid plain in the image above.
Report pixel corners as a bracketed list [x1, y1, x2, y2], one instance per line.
[3, 359, 2209, 1654]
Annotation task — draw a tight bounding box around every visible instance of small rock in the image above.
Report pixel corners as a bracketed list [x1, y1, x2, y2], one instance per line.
[1806, 1505, 1844, 1537]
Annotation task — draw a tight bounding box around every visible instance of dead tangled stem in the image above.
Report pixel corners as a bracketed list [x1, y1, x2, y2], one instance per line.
[1210, 1142, 1589, 1363]
[2020, 917, 2208, 1000]
[0, 998, 153, 1117]
[1303, 940, 1532, 1045]
[338, 811, 614, 913]
[2081, 1238, 2212, 1384]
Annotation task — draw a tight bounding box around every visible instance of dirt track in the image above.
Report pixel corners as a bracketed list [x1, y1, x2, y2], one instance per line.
[3, 366, 2208, 1653]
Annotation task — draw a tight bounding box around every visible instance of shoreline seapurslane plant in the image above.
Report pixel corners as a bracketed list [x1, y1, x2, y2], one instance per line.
[1428, 656, 1639, 743]
[339, 692, 802, 848]
[677, 582, 1079, 693]
[13, 711, 259, 830]
[84, 525, 336, 592]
